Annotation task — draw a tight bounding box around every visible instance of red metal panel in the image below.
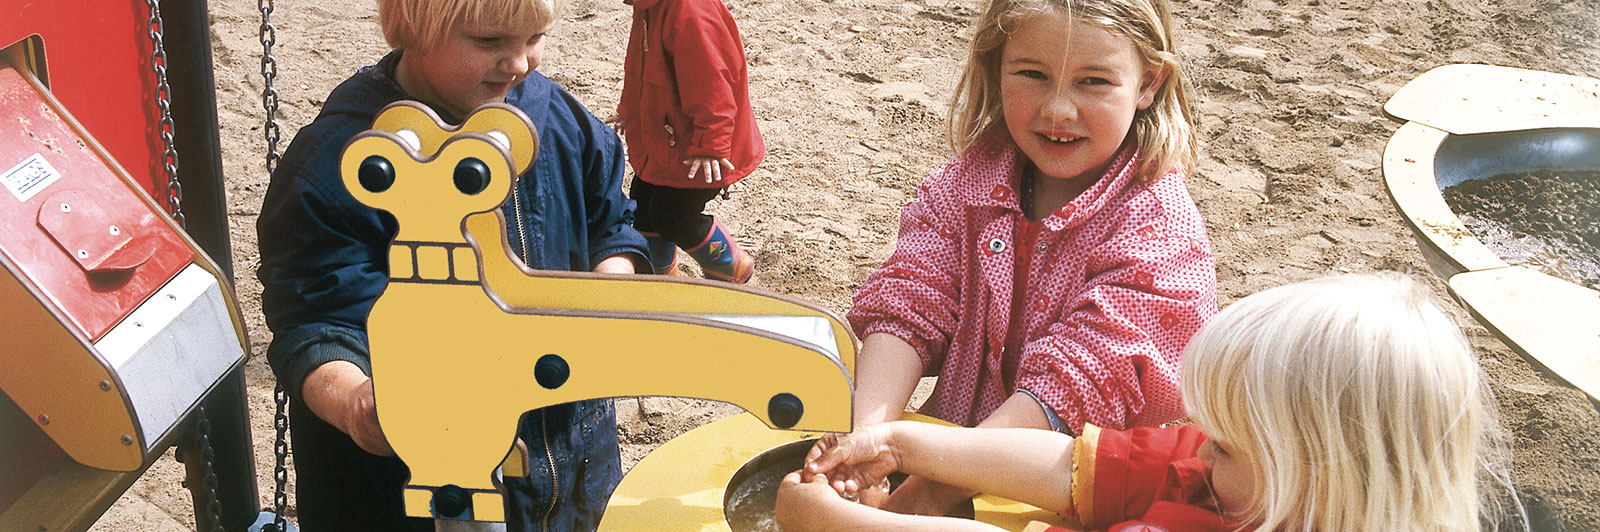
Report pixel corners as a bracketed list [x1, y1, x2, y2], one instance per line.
[0, 0, 166, 201]
[0, 65, 191, 340]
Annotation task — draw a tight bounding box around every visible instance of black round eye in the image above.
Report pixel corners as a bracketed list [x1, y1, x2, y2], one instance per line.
[358, 155, 394, 193]
[454, 157, 491, 195]
[768, 393, 804, 429]
[534, 354, 570, 389]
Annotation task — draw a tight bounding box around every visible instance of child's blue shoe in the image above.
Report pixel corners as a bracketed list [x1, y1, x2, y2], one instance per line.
[684, 219, 753, 284]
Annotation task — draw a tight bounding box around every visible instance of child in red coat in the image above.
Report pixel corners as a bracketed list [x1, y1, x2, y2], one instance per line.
[615, 0, 764, 283]
[776, 274, 1523, 532]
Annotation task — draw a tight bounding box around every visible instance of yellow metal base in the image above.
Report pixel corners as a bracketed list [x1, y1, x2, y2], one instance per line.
[601, 413, 1068, 532]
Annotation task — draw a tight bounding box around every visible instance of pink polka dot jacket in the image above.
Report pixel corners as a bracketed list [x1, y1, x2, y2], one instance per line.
[848, 138, 1218, 432]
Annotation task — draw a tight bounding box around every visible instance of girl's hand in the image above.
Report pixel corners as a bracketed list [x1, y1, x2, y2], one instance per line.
[804, 425, 899, 499]
[776, 471, 847, 532]
[683, 156, 734, 184]
[881, 475, 974, 516]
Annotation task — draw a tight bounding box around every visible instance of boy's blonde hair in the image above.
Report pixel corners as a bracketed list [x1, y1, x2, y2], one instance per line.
[948, 0, 1198, 181]
[377, 0, 562, 52]
[1181, 273, 1515, 531]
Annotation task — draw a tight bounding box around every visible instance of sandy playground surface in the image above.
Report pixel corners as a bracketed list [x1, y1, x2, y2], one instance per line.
[88, 0, 1600, 529]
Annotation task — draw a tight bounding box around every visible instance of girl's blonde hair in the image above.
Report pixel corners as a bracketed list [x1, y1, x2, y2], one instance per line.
[1182, 273, 1517, 531]
[377, 0, 562, 52]
[948, 0, 1198, 181]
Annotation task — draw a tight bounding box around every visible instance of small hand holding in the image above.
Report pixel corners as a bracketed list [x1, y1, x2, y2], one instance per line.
[683, 156, 734, 184]
[603, 114, 626, 137]
[803, 425, 898, 501]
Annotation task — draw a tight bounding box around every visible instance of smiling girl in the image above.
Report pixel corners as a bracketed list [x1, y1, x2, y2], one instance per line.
[845, 0, 1215, 515]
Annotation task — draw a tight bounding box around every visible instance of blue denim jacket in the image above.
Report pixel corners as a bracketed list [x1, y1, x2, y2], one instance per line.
[257, 51, 642, 531]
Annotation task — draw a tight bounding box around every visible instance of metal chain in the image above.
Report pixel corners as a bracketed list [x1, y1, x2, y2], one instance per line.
[146, 0, 183, 226]
[195, 406, 225, 532]
[261, 0, 283, 177]
[271, 386, 290, 532]
[145, 3, 224, 531]
[260, 1, 292, 531]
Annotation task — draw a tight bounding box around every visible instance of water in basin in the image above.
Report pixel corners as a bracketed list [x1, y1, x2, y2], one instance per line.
[1443, 169, 1600, 290]
[723, 438, 976, 532]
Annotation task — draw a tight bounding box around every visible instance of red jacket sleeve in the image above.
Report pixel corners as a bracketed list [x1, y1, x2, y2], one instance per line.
[661, 0, 742, 159]
[1071, 425, 1220, 529]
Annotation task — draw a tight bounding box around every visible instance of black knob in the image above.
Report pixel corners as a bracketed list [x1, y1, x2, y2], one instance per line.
[534, 354, 570, 389]
[358, 155, 394, 192]
[768, 393, 804, 429]
[454, 157, 491, 195]
[434, 484, 470, 518]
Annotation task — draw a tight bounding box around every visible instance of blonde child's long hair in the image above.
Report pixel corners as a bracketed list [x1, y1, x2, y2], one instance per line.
[948, 0, 1198, 181]
[377, 0, 563, 52]
[1181, 273, 1519, 531]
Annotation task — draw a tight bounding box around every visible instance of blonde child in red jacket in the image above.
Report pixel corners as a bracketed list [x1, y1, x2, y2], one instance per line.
[780, 273, 1523, 532]
[615, 0, 764, 283]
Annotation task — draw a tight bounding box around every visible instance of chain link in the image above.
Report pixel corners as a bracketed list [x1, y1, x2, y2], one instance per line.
[260, 1, 293, 531]
[195, 406, 225, 532]
[146, 0, 183, 226]
[144, 4, 223, 531]
[261, 0, 283, 176]
[271, 386, 290, 532]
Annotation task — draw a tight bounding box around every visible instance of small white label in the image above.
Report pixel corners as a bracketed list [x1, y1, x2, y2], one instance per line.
[3, 153, 62, 202]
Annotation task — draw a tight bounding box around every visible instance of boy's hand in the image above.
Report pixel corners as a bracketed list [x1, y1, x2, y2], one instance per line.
[683, 156, 734, 184]
[303, 361, 396, 457]
[804, 425, 899, 500]
[340, 377, 396, 456]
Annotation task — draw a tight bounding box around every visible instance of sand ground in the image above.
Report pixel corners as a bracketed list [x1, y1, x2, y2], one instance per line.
[87, 0, 1600, 530]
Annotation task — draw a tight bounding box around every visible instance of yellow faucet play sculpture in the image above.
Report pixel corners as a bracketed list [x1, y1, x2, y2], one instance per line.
[340, 102, 856, 523]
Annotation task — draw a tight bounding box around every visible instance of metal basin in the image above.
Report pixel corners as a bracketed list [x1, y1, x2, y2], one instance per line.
[1383, 64, 1600, 406]
[600, 413, 1062, 532]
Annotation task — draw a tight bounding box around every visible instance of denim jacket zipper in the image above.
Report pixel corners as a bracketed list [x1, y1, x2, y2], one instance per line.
[513, 181, 553, 531]
[539, 411, 559, 532]
[513, 177, 530, 265]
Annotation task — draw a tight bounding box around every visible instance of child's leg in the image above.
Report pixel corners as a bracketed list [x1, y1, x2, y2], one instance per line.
[629, 181, 683, 275]
[684, 216, 754, 283]
[635, 181, 752, 283]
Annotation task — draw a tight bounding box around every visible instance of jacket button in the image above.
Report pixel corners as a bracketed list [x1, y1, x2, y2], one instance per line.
[1160, 312, 1178, 329]
[989, 185, 1009, 201]
[988, 238, 1007, 253]
[1036, 241, 1047, 253]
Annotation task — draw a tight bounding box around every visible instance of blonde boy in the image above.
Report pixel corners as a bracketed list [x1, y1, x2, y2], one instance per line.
[256, 1, 644, 530]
